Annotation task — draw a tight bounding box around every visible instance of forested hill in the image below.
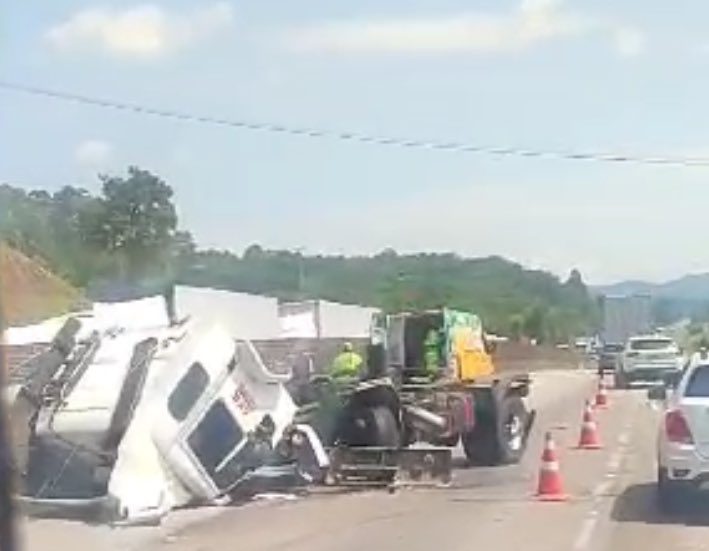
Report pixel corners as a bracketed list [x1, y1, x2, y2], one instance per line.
[180, 247, 597, 339]
[0, 169, 597, 341]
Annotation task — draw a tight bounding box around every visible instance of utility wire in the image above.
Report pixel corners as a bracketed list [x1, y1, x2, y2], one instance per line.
[1, 79, 708, 168]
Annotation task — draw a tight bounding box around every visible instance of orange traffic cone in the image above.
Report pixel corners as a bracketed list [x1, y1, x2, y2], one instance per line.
[594, 377, 609, 409]
[536, 432, 568, 501]
[576, 401, 602, 449]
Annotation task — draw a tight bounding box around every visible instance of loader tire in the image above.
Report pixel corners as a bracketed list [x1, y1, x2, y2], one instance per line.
[344, 405, 400, 447]
[462, 394, 528, 466]
[495, 395, 528, 464]
[462, 421, 497, 466]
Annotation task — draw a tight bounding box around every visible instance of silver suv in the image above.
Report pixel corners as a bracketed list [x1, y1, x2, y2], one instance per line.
[616, 335, 684, 388]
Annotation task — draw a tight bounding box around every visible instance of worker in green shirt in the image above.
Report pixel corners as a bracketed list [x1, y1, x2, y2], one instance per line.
[330, 342, 364, 381]
[423, 329, 441, 378]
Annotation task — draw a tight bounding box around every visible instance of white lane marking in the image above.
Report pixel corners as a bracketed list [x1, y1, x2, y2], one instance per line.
[573, 512, 599, 550]
[572, 404, 634, 550]
[593, 480, 612, 499]
[606, 452, 623, 473]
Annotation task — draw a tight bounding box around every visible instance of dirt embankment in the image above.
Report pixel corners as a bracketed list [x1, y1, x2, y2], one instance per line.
[494, 341, 582, 373]
[0, 243, 81, 327]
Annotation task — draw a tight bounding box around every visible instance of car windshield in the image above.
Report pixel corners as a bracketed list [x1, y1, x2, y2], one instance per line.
[630, 339, 674, 351]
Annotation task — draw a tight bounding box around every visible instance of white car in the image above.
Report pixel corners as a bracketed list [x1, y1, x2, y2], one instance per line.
[616, 335, 684, 388]
[654, 354, 709, 511]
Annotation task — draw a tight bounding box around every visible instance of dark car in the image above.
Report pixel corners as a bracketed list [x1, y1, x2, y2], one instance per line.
[598, 343, 624, 374]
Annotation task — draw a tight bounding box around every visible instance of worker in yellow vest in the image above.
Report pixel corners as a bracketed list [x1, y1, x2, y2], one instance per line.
[330, 342, 364, 381]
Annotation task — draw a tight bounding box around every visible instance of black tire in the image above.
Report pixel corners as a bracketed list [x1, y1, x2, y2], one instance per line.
[657, 468, 687, 514]
[341, 405, 400, 447]
[463, 394, 528, 466]
[462, 423, 497, 466]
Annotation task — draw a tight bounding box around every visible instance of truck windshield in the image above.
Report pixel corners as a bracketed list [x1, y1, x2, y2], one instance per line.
[187, 400, 244, 478]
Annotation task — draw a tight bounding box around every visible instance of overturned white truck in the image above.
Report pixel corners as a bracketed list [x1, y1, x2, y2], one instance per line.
[7, 297, 327, 524]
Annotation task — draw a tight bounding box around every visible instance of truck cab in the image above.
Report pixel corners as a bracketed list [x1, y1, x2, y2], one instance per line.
[151, 325, 305, 503]
[14, 298, 327, 524]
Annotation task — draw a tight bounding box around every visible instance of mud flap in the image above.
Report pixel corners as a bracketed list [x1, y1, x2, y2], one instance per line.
[328, 446, 452, 488]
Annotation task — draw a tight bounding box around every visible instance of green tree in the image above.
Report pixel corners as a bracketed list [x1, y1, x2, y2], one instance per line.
[522, 303, 547, 342]
[87, 167, 178, 276]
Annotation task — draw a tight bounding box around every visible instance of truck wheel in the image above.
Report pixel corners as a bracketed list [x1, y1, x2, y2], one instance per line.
[462, 394, 528, 466]
[495, 395, 528, 464]
[343, 406, 400, 447]
[462, 423, 496, 466]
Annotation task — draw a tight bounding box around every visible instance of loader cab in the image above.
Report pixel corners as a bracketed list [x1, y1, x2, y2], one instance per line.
[378, 309, 495, 383]
[379, 311, 445, 382]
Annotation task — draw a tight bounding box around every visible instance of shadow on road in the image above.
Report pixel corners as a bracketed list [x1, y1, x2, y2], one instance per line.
[612, 483, 709, 527]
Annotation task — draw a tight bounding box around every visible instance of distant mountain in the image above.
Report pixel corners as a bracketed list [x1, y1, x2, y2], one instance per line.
[595, 273, 709, 301]
[593, 280, 656, 297]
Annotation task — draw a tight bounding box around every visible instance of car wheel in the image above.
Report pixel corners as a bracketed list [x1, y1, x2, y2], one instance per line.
[657, 467, 686, 514]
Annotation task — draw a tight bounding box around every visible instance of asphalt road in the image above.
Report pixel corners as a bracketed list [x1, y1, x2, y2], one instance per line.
[20, 369, 709, 551]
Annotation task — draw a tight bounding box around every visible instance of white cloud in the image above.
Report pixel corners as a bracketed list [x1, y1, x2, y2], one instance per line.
[287, 1, 645, 59]
[614, 27, 646, 58]
[46, 2, 234, 60]
[75, 140, 113, 167]
[288, 0, 592, 55]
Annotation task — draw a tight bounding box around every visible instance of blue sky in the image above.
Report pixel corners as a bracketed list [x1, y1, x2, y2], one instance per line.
[2, 0, 709, 284]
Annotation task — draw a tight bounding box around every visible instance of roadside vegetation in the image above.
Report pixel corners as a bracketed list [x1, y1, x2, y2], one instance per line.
[0, 167, 598, 341]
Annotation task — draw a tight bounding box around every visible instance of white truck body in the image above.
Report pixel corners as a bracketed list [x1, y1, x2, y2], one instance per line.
[601, 294, 653, 345]
[14, 296, 326, 524]
[279, 299, 379, 339]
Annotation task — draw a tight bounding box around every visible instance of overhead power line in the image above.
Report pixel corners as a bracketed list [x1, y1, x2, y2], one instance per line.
[1, 79, 708, 168]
